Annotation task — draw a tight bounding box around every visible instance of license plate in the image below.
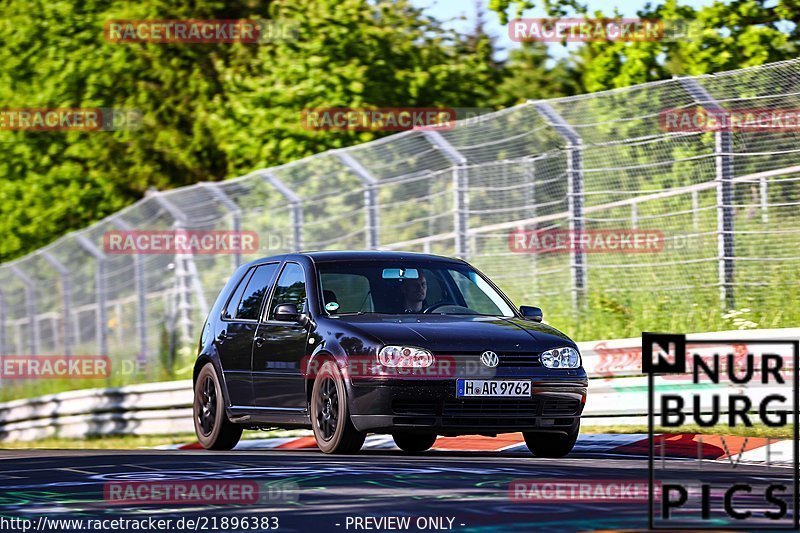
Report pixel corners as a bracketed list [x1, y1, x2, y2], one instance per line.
[456, 379, 531, 398]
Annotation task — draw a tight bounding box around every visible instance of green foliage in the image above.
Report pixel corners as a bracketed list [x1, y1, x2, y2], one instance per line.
[491, 43, 582, 106]
[578, 0, 799, 91]
[0, 0, 501, 261]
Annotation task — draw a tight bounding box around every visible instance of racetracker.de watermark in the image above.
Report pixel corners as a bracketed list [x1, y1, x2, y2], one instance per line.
[303, 354, 498, 379]
[103, 480, 298, 505]
[509, 18, 671, 42]
[661, 108, 800, 132]
[0, 356, 110, 379]
[104, 19, 298, 44]
[510, 479, 659, 502]
[103, 230, 260, 255]
[508, 229, 708, 254]
[301, 107, 461, 131]
[0, 108, 142, 131]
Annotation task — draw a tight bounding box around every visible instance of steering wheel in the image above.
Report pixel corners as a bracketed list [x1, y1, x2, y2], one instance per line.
[423, 301, 457, 313]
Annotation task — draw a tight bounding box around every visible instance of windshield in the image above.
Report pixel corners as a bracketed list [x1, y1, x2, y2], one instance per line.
[317, 260, 516, 317]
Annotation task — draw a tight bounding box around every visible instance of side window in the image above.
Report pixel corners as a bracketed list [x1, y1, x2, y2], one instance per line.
[235, 263, 280, 320]
[222, 268, 254, 320]
[268, 263, 307, 320]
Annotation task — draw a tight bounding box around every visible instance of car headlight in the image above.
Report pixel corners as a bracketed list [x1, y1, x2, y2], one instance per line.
[378, 346, 434, 368]
[541, 347, 581, 368]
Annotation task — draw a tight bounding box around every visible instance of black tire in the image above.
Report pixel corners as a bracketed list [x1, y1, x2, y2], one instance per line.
[392, 433, 437, 453]
[310, 360, 366, 454]
[523, 424, 579, 458]
[194, 362, 243, 450]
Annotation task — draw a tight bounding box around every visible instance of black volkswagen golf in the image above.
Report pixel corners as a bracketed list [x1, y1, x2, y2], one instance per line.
[193, 251, 587, 455]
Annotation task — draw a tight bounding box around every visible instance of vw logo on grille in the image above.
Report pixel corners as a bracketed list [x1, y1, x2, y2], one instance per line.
[480, 351, 499, 368]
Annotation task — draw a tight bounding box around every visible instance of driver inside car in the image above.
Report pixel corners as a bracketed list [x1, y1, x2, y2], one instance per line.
[399, 271, 427, 313]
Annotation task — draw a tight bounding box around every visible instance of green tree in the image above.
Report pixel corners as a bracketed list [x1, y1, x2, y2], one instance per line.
[0, 0, 500, 261]
[492, 42, 582, 106]
[212, 0, 500, 175]
[577, 0, 798, 91]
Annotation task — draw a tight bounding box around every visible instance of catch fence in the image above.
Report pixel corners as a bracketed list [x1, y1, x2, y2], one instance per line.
[2, 59, 800, 394]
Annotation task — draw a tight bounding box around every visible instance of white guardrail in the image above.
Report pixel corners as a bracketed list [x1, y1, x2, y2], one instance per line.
[0, 328, 798, 441]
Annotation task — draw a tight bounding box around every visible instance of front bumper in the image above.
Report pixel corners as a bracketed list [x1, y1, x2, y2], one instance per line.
[348, 375, 588, 436]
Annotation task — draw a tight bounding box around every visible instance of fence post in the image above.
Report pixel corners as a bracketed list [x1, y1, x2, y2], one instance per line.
[41, 251, 72, 356]
[0, 289, 5, 356]
[9, 265, 39, 355]
[111, 218, 148, 370]
[146, 189, 209, 321]
[422, 130, 469, 258]
[260, 171, 303, 252]
[74, 234, 108, 357]
[760, 177, 768, 223]
[525, 157, 537, 298]
[535, 102, 586, 311]
[680, 77, 735, 308]
[338, 152, 379, 249]
[200, 182, 243, 268]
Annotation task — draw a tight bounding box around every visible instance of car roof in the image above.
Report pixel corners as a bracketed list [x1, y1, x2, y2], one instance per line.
[243, 250, 466, 267]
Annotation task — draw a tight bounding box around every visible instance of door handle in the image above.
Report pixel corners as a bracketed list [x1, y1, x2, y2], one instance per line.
[254, 336, 266, 347]
[217, 330, 227, 343]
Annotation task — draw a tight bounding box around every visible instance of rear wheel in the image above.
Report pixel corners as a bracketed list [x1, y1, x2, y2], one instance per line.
[392, 433, 437, 453]
[194, 363, 242, 450]
[523, 424, 579, 458]
[310, 360, 366, 454]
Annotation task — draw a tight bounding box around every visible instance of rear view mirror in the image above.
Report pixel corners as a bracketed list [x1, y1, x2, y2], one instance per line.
[520, 306, 543, 323]
[382, 268, 419, 279]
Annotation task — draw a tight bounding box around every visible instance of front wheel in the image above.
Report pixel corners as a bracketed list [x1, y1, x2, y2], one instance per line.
[310, 360, 366, 454]
[392, 433, 437, 453]
[523, 424, 579, 458]
[194, 362, 242, 450]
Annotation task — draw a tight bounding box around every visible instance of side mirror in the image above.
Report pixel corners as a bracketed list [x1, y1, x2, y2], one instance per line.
[274, 303, 301, 322]
[520, 306, 543, 323]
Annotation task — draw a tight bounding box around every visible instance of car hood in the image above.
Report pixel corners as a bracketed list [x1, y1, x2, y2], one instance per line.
[333, 314, 575, 353]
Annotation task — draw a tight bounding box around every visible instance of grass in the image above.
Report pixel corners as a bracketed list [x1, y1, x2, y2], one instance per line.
[0, 434, 197, 450]
[0, 429, 311, 450]
[582, 424, 794, 439]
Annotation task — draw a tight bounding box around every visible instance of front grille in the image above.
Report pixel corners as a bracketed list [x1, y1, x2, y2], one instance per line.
[392, 399, 437, 416]
[497, 354, 541, 367]
[391, 397, 579, 428]
[541, 398, 581, 416]
[439, 352, 542, 368]
[442, 398, 540, 418]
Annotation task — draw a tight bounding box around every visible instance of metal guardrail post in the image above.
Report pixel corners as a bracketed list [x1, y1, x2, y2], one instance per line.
[112, 218, 148, 369]
[9, 265, 39, 355]
[41, 251, 72, 356]
[338, 152, 379, 249]
[0, 289, 6, 356]
[200, 183, 243, 268]
[421, 130, 469, 258]
[524, 157, 538, 297]
[535, 102, 586, 311]
[680, 77, 735, 308]
[259, 171, 303, 252]
[74, 234, 108, 357]
[146, 189, 210, 319]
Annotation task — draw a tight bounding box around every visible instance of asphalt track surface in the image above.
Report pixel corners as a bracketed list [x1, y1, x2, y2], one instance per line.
[0, 447, 795, 532]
